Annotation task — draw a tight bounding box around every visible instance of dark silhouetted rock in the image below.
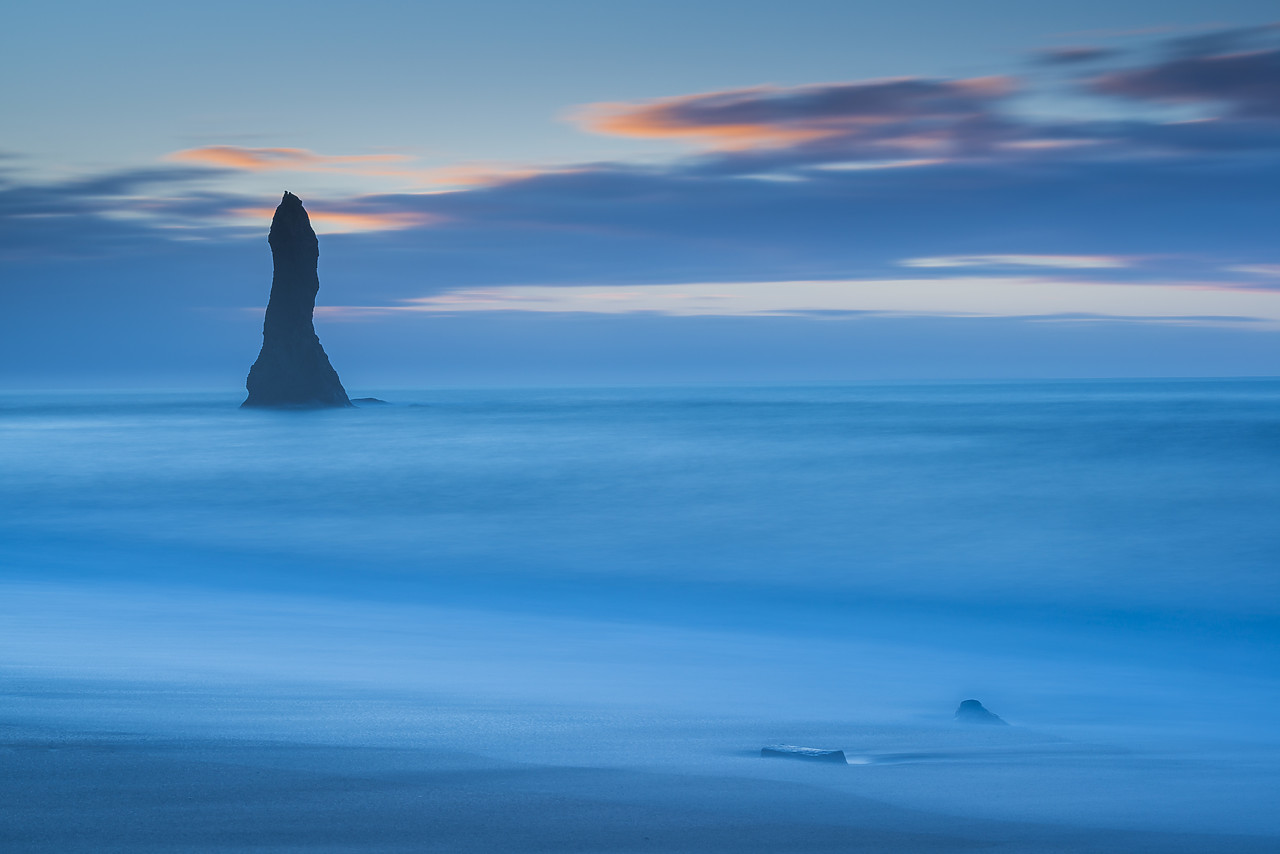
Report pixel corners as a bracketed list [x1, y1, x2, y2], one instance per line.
[243, 192, 351, 408]
[954, 699, 1007, 725]
[760, 745, 847, 763]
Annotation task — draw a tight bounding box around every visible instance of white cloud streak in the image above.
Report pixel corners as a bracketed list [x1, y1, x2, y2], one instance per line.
[319, 277, 1280, 327]
[900, 254, 1131, 269]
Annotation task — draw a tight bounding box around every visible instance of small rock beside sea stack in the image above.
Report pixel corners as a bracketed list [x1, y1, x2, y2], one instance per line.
[954, 699, 1007, 725]
[243, 192, 351, 408]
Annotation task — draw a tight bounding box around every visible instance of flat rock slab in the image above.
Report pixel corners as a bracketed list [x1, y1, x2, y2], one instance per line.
[760, 745, 848, 763]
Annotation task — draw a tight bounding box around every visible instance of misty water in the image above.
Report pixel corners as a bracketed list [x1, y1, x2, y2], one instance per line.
[3, 380, 1279, 850]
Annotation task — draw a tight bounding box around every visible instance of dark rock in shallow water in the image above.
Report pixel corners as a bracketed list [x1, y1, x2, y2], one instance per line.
[242, 192, 351, 409]
[351, 397, 390, 406]
[954, 699, 1007, 725]
[760, 745, 847, 763]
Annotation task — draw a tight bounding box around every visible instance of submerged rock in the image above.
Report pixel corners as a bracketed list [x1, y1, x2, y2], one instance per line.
[760, 745, 847, 763]
[351, 397, 390, 406]
[243, 192, 351, 408]
[954, 699, 1007, 725]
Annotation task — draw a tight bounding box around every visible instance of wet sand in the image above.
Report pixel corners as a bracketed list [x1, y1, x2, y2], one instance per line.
[4, 705, 1278, 854]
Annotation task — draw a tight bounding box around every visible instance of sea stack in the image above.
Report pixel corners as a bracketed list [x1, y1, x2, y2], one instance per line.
[242, 192, 351, 408]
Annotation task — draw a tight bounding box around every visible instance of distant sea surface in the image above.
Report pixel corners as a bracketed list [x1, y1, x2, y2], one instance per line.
[2, 381, 1278, 846]
[4, 381, 1277, 610]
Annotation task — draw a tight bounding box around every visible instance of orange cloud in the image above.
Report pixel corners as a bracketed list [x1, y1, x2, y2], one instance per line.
[169, 146, 411, 173]
[579, 98, 839, 150]
[169, 146, 578, 190]
[231, 206, 445, 233]
[573, 77, 1016, 152]
[421, 163, 567, 187]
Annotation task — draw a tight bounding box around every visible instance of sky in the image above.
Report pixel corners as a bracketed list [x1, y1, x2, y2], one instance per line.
[3, 0, 1280, 387]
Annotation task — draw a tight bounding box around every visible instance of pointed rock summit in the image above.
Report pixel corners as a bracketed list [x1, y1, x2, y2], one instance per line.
[243, 192, 351, 408]
[954, 699, 1008, 725]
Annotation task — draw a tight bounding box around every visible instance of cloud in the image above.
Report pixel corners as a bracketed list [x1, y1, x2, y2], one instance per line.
[0, 165, 251, 260]
[1227, 264, 1280, 277]
[169, 146, 413, 173]
[6, 27, 1280, 302]
[1035, 46, 1119, 65]
[901, 255, 1131, 270]
[574, 77, 1017, 159]
[1021, 312, 1264, 325]
[166, 147, 563, 190]
[229, 205, 445, 234]
[312, 276, 1280, 329]
[1055, 25, 1181, 40]
[568, 40, 1280, 175]
[418, 163, 586, 189]
[1, 166, 228, 212]
[7, 142, 1280, 292]
[0, 161, 451, 261]
[1090, 25, 1280, 119]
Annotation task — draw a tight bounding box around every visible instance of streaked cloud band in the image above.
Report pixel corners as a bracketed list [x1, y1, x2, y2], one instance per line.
[316, 277, 1280, 327]
[901, 254, 1131, 269]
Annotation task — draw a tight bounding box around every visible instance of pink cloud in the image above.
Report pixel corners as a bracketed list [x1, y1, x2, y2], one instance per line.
[169, 146, 412, 173]
[230, 205, 445, 233]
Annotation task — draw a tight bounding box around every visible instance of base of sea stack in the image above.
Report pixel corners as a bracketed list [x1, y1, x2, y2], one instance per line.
[242, 347, 352, 409]
[242, 349, 352, 409]
[241, 397, 354, 409]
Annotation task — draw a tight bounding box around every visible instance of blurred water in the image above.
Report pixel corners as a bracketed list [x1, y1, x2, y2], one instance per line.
[1, 381, 1278, 732]
[3, 381, 1280, 842]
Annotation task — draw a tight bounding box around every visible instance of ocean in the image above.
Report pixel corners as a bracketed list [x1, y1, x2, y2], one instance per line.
[2, 380, 1278, 851]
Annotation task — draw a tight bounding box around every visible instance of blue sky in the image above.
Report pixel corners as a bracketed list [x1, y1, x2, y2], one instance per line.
[4, 1, 1280, 387]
